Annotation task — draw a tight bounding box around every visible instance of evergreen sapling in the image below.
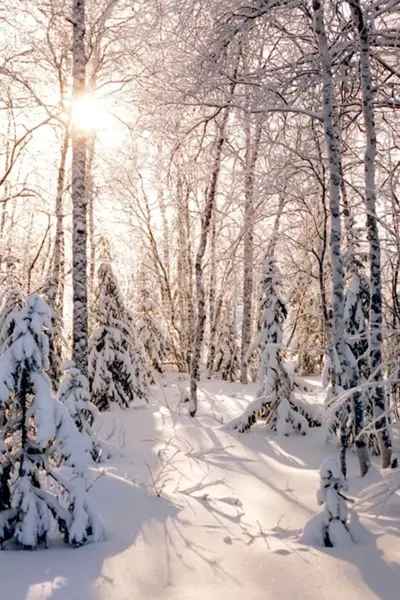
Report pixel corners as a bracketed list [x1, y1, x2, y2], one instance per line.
[226, 258, 319, 433]
[89, 262, 148, 411]
[317, 458, 352, 547]
[135, 268, 167, 381]
[0, 294, 103, 549]
[58, 359, 111, 462]
[0, 287, 25, 353]
[211, 300, 240, 382]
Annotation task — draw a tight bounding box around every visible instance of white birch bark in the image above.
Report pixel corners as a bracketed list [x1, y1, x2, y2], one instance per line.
[241, 117, 262, 384]
[348, 0, 392, 467]
[71, 0, 88, 376]
[48, 128, 69, 316]
[176, 178, 189, 371]
[206, 209, 217, 376]
[87, 133, 96, 296]
[312, 0, 369, 476]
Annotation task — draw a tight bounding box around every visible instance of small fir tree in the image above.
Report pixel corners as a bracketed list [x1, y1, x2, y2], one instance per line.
[41, 277, 64, 391]
[315, 458, 352, 547]
[344, 266, 377, 450]
[0, 295, 103, 549]
[325, 240, 371, 477]
[58, 359, 111, 462]
[212, 300, 240, 382]
[289, 275, 325, 376]
[226, 258, 319, 433]
[89, 262, 148, 411]
[135, 266, 167, 381]
[0, 287, 25, 353]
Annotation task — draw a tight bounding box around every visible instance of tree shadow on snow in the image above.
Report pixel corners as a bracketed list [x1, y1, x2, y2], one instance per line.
[0, 471, 180, 600]
[322, 533, 400, 599]
[301, 510, 400, 599]
[230, 425, 328, 471]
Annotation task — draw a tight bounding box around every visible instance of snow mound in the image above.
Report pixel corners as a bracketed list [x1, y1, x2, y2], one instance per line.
[301, 509, 374, 548]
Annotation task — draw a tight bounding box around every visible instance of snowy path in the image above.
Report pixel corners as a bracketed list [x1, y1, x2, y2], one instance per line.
[3, 378, 400, 599]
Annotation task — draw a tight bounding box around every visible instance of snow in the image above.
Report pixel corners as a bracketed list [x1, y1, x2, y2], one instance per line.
[2, 375, 400, 599]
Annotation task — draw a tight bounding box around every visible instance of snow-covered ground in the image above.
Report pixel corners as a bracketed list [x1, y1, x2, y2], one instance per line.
[3, 375, 400, 600]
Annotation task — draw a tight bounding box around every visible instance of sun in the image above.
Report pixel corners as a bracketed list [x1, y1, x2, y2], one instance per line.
[68, 94, 125, 148]
[70, 95, 113, 133]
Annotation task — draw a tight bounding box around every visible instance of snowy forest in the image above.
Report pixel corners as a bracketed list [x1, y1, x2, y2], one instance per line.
[1, 0, 400, 598]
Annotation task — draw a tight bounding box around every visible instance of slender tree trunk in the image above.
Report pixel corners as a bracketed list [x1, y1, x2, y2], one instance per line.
[348, 0, 392, 467]
[176, 177, 192, 371]
[241, 117, 262, 383]
[189, 112, 229, 417]
[267, 195, 285, 258]
[48, 127, 69, 315]
[186, 206, 195, 372]
[313, 0, 369, 476]
[207, 209, 217, 376]
[87, 133, 96, 296]
[157, 144, 170, 285]
[71, 0, 88, 376]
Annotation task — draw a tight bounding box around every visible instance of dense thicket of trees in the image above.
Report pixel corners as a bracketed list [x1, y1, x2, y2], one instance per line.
[0, 0, 399, 485]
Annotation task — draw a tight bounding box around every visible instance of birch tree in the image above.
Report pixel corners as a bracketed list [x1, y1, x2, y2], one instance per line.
[347, 0, 392, 468]
[189, 113, 229, 416]
[71, 0, 88, 376]
[312, 0, 369, 476]
[241, 116, 263, 384]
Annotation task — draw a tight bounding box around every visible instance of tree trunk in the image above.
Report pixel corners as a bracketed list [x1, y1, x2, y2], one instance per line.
[71, 0, 88, 377]
[241, 117, 262, 383]
[87, 133, 96, 297]
[48, 127, 69, 315]
[189, 113, 229, 417]
[176, 176, 192, 371]
[312, 0, 369, 476]
[207, 208, 217, 376]
[348, 0, 392, 467]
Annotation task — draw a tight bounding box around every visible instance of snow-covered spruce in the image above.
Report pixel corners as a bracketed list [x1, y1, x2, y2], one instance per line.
[289, 274, 324, 376]
[0, 294, 103, 549]
[211, 300, 240, 382]
[0, 287, 25, 353]
[135, 267, 167, 381]
[58, 359, 111, 462]
[89, 261, 148, 411]
[225, 258, 319, 434]
[41, 277, 64, 391]
[344, 267, 378, 455]
[324, 250, 371, 477]
[302, 458, 353, 548]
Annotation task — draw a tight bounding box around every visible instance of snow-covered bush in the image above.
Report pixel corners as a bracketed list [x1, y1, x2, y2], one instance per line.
[58, 360, 111, 462]
[0, 295, 103, 549]
[302, 458, 353, 548]
[89, 261, 148, 411]
[225, 258, 319, 433]
[317, 458, 352, 547]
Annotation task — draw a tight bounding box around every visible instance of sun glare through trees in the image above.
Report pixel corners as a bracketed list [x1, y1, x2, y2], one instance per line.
[1, 0, 400, 597]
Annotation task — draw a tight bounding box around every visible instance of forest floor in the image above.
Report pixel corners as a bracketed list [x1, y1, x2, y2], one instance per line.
[3, 374, 400, 600]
